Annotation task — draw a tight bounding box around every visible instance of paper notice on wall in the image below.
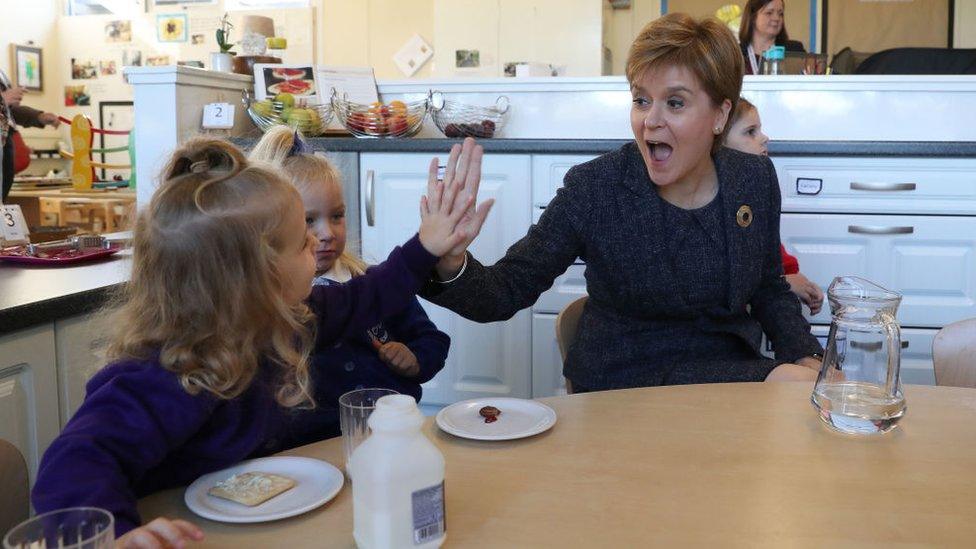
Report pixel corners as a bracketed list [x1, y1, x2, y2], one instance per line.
[393, 34, 434, 77]
[190, 16, 221, 36]
[315, 66, 379, 105]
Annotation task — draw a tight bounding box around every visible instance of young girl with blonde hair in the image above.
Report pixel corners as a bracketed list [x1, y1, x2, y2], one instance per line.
[249, 127, 449, 415]
[31, 136, 489, 546]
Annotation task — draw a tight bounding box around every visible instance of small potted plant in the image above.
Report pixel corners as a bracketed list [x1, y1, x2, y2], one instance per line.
[210, 13, 235, 72]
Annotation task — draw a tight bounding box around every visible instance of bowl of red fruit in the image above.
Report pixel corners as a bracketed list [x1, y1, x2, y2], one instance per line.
[431, 93, 509, 139]
[332, 91, 428, 138]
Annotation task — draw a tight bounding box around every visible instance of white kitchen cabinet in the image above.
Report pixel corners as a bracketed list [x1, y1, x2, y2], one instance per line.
[0, 324, 60, 486]
[531, 314, 569, 398]
[54, 314, 108, 426]
[781, 213, 976, 328]
[360, 153, 533, 405]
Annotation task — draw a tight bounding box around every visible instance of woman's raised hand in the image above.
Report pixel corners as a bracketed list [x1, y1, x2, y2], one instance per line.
[418, 138, 494, 266]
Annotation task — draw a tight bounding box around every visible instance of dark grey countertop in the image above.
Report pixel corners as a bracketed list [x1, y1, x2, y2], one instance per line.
[235, 137, 976, 157]
[0, 256, 130, 335]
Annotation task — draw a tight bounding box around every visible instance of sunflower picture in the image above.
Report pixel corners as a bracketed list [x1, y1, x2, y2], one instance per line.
[157, 14, 188, 43]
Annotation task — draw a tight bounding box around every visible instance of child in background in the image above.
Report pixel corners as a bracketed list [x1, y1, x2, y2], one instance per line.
[31, 136, 489, 546]
[725, 97, 824, 315]
[249, 127, 449, 435]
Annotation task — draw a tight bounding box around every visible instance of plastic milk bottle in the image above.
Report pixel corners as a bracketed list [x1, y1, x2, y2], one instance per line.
[349, 395, 446, 548]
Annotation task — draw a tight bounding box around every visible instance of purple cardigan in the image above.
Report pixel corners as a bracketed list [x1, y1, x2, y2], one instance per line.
[31, 235, 436, 535]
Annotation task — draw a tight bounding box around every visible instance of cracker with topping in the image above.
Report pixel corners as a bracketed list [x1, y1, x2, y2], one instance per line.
[208, 472, 296, 506]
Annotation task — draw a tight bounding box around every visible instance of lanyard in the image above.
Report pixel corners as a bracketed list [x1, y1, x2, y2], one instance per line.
[747, 44, 761, 75]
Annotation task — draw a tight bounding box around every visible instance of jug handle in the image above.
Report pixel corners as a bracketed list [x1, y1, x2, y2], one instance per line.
[883, 318, 902, 396]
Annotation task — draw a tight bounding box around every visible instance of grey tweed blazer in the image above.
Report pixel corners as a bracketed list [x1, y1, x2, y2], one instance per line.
[421, 143, 823, 389]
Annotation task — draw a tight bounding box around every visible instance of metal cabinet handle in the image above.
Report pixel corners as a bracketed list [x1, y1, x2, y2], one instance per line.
[849, 340, 909, 351]
[848, 225, 914, 235]
[365, 169, 375, 227]
[850, 182, 917, 192]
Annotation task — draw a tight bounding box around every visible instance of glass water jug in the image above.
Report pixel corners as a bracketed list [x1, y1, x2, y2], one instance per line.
[811, 276, 906, 435]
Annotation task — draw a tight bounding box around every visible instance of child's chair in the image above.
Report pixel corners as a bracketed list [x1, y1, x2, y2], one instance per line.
[555, 296, 588, 394]
[933, 318, 976, 388]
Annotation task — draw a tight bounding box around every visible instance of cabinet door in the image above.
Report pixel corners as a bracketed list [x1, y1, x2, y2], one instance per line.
[531, 314, 569, 398]
[360, 153, 533, 405]
[781, 213, 976, 328]
[54, 314, 108, 426]
[0, 324, 60, 486]
[531, 154, 598, 208]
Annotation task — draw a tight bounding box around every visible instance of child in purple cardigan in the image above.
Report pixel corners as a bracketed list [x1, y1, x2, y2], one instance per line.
[31, 136, 492, 546]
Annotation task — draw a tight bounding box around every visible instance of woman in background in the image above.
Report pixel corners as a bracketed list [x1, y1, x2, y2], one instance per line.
[739, 0, 806, 75]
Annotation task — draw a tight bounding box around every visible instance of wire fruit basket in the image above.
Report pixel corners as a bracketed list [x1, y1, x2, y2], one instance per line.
[431, 93, 509, 138]
[242, 89, 334, 137]
[331, 90, 429, 138]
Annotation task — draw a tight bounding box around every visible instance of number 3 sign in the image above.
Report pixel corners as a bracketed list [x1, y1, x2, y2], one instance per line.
[1, 205, 30, 245]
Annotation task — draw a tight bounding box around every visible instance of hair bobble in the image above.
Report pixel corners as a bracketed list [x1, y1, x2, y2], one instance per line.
[190, 160, 209, 173]
[287, 130, 312, 157]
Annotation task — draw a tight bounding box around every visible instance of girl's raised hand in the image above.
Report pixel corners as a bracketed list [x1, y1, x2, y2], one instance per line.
[418, 138, 494, 260]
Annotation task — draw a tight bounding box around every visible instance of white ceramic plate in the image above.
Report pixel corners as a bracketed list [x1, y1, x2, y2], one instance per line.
[184, 456, 344, 523]
[435, 397, 557, 441]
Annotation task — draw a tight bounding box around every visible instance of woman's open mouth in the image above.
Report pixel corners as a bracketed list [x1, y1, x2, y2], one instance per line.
[647, 140, 674, 164]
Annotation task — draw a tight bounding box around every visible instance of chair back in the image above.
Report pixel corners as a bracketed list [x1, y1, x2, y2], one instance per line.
[933, 318, 976, 388]
[0, 439, 29, 537]
[556, 296, 588, 362]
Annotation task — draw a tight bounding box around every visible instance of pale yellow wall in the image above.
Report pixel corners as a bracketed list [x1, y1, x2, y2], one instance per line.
[955, 0, 976, 48]
[605, 0, 661, 76]
[432, 0, 499, 77]
[1, 0, 62, 142]
[498, 0, 602, 77]
[319, 0, 368, 67]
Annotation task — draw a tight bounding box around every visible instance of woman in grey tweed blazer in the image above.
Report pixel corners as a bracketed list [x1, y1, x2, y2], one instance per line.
[422, 14, 823, 391]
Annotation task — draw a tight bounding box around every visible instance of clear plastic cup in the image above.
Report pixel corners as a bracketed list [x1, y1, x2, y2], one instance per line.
[4, 507, 113, 549]
[339, 388, 398, 476]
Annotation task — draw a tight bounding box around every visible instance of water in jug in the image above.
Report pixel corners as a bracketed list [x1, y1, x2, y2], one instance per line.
[811, 276, 906, 435]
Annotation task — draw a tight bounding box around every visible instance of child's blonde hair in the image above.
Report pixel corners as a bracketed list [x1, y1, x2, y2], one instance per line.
[104, 137, 314, 408]
[249, 126, 367, 276]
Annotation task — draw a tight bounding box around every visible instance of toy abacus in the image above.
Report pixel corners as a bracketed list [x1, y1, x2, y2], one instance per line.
[57, 114, 135, 191]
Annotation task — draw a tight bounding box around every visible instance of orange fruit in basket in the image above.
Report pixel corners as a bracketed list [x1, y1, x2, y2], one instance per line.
[389, 100, 408, 116]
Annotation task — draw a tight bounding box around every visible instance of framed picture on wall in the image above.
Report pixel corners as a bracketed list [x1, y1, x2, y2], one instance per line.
[98, 101, 134, 183]
[157, 13, 188, 43]
[10, 44, 43, 92]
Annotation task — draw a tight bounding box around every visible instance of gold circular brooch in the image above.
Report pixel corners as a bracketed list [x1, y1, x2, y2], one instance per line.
[736, 205, 753, 228]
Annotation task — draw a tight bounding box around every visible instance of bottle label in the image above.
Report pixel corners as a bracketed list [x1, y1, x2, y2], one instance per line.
[412, 481, 446, 545]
